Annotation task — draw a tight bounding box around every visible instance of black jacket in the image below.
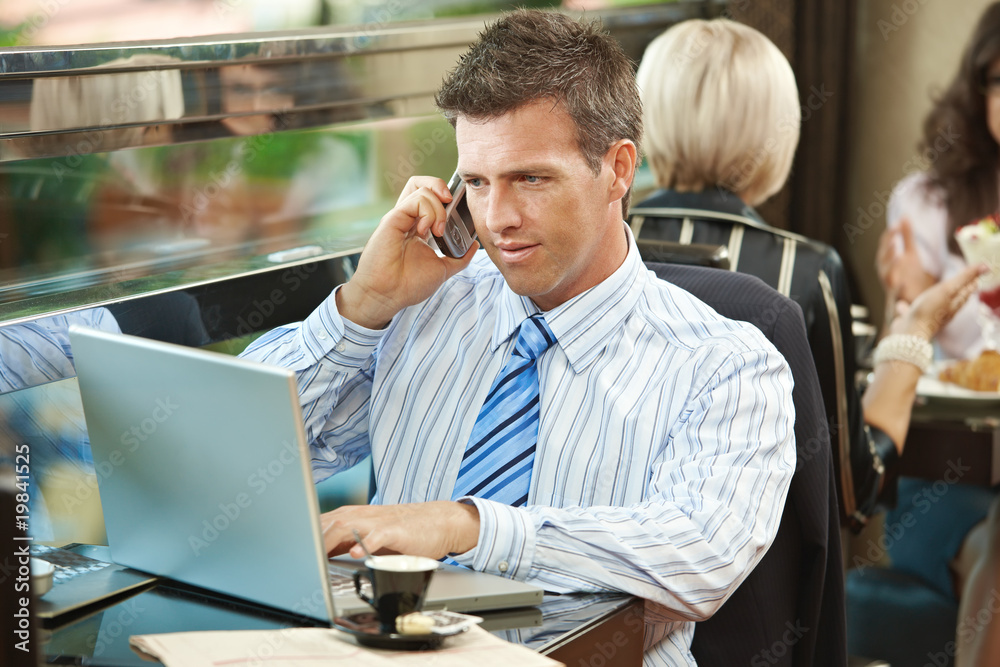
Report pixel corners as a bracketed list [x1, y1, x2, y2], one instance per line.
[632, 188, 897, 529]
[648, 262, 847, 667]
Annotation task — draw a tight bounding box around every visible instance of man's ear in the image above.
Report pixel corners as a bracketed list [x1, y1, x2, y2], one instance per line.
[606, 139, 637, 204]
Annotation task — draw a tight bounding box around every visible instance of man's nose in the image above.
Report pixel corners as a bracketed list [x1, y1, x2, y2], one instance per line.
[482, 185, 521, 234]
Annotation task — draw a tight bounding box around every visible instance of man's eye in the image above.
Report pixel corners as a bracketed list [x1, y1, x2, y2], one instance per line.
[523, 175, 541, 184]
[466, 178, 482, 188]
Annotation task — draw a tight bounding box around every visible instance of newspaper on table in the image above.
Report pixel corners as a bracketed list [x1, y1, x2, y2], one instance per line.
[129, 621, 564, 667]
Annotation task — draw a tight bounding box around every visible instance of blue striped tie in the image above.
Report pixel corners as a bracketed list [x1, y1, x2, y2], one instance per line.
[452, 315, 556, 506]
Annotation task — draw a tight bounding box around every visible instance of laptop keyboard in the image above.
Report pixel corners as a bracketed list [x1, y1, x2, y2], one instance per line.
[327, 563, 366, 596]
[30, 544, 112, 584]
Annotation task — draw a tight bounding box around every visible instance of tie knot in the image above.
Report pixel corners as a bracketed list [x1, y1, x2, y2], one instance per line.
[514, 315, 556, 361]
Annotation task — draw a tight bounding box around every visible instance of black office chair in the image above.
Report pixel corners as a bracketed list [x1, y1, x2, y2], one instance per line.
[646, 261, 847, 666]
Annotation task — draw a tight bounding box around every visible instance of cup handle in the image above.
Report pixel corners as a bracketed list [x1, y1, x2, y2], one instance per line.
[353, 570, 376, 608]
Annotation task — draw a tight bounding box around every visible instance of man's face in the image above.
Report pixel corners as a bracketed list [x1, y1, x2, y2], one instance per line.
[219, 65, 294, 136]
[455, 100, 628, 311]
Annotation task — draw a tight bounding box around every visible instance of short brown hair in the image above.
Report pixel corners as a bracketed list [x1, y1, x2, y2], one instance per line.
[436, 9, 642, 214]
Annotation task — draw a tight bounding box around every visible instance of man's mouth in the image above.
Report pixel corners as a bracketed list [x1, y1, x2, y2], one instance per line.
[494, 241, 539, 263]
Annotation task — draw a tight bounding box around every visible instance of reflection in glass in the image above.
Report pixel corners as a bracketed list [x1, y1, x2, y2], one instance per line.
[0, 116, 455, 307]
[28, 54, 185, 151]
[219, 65, 297, 137]
[0, 309, 120, 543]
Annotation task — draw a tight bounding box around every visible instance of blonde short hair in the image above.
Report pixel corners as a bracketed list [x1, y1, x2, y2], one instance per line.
[636, 19, 800, 206]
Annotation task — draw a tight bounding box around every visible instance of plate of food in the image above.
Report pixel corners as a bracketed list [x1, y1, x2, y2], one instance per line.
[918, 350, 1000, 402]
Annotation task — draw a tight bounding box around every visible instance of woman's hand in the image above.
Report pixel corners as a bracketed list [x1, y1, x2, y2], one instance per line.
[877, 218, 938, 304]
[864, 263, 986, 455]
[890, 263, 987, 340]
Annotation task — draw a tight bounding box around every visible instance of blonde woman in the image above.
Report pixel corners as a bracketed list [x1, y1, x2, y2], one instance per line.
[633, 18, 885, 528]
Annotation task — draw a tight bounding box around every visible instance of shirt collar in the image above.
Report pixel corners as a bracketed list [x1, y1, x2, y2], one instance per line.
[492, 223, 647, 373]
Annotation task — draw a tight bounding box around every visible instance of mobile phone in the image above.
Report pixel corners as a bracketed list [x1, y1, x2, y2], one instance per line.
[433, 172, 478, 258]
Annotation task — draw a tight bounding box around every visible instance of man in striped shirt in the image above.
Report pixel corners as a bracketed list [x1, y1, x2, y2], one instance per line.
[241, 10, 796, 665]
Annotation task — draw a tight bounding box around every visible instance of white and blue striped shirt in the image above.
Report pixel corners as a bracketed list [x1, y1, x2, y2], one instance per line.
[241, 229, 796, 666]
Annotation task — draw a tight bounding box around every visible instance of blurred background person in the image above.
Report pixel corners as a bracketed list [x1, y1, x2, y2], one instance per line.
[876, 3, 1000, 664]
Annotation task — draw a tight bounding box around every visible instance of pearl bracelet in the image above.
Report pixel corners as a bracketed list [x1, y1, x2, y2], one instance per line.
[871, 334, 933, 373]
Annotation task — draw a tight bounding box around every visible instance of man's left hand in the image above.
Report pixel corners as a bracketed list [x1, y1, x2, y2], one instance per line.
[321, 501, 480, 560]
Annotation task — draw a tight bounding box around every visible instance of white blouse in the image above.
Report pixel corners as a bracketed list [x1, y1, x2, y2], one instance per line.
[887, 171, 988, 360]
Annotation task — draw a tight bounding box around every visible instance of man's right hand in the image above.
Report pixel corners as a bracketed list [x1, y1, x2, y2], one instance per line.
[337, 176, 479, 330]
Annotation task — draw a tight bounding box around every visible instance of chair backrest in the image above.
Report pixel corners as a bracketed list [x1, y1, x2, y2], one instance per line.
[646, 262, 846, 667]
[633, 205, 864, 530]
[634, 238, 730, 269]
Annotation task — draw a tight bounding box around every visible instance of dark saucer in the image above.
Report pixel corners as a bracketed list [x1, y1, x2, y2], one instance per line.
[333, 612, 465, 650]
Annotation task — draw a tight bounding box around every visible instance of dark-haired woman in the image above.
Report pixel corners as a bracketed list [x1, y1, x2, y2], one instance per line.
[877, 3, 1000, 665]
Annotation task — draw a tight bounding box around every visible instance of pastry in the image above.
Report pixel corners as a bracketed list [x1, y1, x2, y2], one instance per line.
[939, 349, 1000, 392]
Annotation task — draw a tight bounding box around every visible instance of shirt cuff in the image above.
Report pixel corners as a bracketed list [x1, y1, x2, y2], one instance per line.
[301, 286, 385, 364]
[452, 497, 535, 580]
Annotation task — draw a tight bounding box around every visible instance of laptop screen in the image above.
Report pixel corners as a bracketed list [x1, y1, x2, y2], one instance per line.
[69, 326, 337, 624]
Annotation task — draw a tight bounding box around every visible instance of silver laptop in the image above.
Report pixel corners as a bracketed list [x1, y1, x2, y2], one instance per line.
[68, 326, 542, 624]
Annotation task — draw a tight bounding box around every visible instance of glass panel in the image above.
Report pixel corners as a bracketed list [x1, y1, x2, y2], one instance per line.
[0, 45, 469, 160]
[0, 3, 703, 162]
[0, 114, 457, 320]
